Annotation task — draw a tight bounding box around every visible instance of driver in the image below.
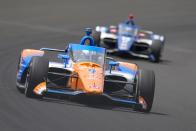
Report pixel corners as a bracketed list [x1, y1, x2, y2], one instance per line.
[125, 14, 135, 26]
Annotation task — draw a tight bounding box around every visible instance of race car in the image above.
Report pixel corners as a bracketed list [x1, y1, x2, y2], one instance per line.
[16, 28, 155, 112]
[92, 15, 165, 62]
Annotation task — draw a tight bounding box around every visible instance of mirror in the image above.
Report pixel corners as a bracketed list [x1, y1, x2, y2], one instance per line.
[58, 54, 69, 67]
[109, 61, 119, 73]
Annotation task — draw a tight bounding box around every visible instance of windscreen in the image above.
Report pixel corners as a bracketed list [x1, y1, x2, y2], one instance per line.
[70, 44, 105, 66]
[118, 23, 138, 36]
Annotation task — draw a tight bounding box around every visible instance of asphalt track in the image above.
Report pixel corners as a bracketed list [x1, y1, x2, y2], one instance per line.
[0, 0, 196, 130]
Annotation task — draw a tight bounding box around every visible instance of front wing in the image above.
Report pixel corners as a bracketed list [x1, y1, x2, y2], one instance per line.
[45, 88, 142, 108]
[33, 79, 143, 109]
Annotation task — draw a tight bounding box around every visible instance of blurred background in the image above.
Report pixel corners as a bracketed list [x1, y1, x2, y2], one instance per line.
[0, 0, 196, 131]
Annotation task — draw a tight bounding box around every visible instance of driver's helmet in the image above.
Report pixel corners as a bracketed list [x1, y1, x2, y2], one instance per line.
[128, 14, 134, 20]
[85, 28, 92, 36]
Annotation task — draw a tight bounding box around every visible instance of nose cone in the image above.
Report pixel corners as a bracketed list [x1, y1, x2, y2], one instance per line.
[74, 63, 104, 94]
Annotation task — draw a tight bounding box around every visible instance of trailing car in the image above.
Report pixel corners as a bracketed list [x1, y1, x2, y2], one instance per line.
[16, 28, 155, 112]
[93, 15, 165, 62]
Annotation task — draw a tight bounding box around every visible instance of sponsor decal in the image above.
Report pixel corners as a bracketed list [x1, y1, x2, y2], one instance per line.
[89, 83, 100, 89]
[88, 69, 96, 74]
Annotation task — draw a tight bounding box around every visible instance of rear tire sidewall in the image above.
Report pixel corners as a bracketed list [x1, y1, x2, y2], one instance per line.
[16, 53, 24, 92]
[92, 31, 101, 46]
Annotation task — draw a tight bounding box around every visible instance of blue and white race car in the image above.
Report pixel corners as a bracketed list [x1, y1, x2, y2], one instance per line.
[93, 15, 165, 62]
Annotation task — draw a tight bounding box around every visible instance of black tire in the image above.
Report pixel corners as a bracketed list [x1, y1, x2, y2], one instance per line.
[24, 56, 49, 98]
[92, 31, 101, 46]
[136, 69, 155, 112]
[149, 40, 162, 63]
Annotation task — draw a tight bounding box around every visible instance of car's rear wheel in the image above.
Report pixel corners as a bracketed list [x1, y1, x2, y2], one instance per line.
[135, 69, 155, 112]
[149, 40, 162, 62]
[92, 31, 101, 46]
[25, 56, 49, 98]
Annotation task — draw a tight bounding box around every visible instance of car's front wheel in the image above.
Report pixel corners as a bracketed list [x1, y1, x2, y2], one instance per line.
[135, 69, 155, 112]
[149, 40, 163, 63]
[25, 56, 49, 98]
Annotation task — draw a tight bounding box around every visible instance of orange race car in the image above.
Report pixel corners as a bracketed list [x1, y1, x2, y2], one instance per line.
[16, 28, 155, 112]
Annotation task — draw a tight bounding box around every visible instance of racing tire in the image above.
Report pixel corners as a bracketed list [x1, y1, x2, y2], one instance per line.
[135, 69, 155, 112]
[24, 56, 49, 98]
[149, 40, 162, 63]
[92, 31, 101, 46]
